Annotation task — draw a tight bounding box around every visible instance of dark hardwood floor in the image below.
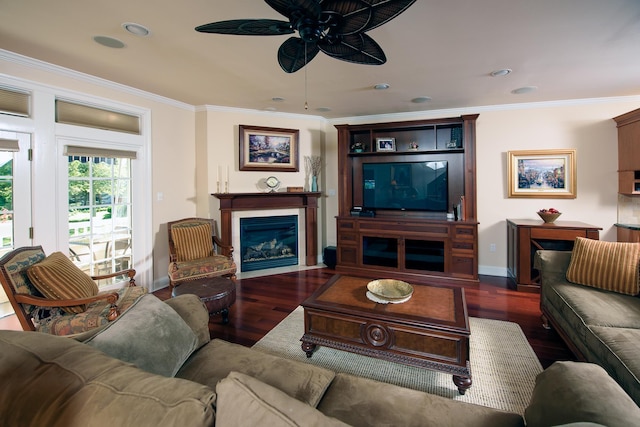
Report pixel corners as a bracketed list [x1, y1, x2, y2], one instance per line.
[153, 268, 575, 369]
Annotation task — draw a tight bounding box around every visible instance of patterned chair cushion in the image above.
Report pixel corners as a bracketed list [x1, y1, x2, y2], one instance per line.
[171, 223, 213, 262]
[168, 256, 236, 283]
[0, 247, 46, 316]
[36, 285, 147, 336]
[566, 237, 640, 296]
[27, 252, 99, 314]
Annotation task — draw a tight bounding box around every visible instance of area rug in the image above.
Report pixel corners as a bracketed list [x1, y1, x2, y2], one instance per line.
[253, 306, 543, 415]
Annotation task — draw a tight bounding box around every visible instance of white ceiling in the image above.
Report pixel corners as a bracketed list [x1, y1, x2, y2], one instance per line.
[1, 0, 639, 119]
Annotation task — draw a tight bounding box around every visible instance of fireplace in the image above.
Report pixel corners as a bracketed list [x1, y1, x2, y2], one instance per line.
[240, 215, 298, 272]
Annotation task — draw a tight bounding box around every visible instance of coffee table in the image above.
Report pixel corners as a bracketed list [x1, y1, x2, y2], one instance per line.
[300, 275, 472, 394]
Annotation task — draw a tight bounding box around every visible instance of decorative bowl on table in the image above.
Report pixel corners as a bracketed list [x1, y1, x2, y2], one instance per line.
[366, 279, 413, 303]
[537, 209, 561, 223]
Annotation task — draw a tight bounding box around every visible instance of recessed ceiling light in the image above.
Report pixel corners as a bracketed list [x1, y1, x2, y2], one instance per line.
[374, 83, 390, 90]
[122, 22, 150, 36]
[93, 36, 125, 49]
[316, 107, 331, 112]
[411, 96, 432, 103]
[490, 69, 512, 77]
[511, 86, 538, 94]
[271, 97, 285, 102]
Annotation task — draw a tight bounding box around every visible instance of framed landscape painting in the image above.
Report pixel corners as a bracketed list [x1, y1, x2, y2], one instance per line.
[239, 125, 299, 172]
[508, 149, 576, 198]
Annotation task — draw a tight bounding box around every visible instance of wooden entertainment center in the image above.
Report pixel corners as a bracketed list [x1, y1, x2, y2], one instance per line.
[334, 114, 479, 286]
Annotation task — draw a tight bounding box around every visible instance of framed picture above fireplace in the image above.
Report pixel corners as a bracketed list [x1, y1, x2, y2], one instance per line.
[239, 125, 299, 172]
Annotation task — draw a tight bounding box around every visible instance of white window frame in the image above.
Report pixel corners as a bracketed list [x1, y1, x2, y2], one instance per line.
[56, 124, 151, 290]
[0, 74, 153, 291]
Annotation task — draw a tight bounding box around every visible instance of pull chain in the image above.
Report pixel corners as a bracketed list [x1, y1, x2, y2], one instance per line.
[304, 43, 309, 110]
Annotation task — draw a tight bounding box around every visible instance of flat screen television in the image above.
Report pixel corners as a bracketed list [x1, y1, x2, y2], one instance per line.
[362, 161, 448, 212]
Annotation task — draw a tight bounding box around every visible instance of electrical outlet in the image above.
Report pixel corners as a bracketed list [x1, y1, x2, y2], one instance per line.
[489, 243, 496, 252]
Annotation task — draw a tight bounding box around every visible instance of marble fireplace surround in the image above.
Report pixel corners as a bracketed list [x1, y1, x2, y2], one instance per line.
[212, 192, 321, 267]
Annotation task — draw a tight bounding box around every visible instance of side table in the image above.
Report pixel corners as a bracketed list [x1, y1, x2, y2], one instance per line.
[506, 219, 602, 292]
[171, 276, 236, 324]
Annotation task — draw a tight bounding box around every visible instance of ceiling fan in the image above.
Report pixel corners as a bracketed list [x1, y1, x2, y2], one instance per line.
[196, 0, 417, 73]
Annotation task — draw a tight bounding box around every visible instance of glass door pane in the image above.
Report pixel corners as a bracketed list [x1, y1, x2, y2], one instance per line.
[68, 154, 132, 287]
[0, 131, 32, 317]
[362, 236, 398, 268]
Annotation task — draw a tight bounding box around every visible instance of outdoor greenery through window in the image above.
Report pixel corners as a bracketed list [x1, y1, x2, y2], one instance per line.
[0, 151, 14, 253]
[68, 155, 132, 286]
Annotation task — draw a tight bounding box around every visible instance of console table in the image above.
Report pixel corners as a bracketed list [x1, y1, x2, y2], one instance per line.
[212, 192, 321, 266]
[506, 219, 602, 292]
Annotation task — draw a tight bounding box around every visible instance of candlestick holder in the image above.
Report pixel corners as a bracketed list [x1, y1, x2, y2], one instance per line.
[216, 181, 220, 194]
[225, 181, 229, 194]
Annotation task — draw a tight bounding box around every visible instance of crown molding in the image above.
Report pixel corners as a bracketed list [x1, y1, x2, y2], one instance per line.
[4, 48, 639, 125]
[329, 95, 640, 125]
[0, 49, 194, 112]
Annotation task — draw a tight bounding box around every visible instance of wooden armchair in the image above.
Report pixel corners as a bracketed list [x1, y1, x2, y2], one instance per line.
[168, 217, 237, 288]
[0, 246, 147, 336]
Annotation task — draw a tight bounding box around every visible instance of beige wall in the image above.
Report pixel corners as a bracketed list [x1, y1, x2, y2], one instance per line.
[3, 51, 640, 285]
[200, 109, 327, 241]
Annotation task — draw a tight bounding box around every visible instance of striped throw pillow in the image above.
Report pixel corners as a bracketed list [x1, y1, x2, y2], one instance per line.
[172, 223, 214, 262]
[27, 252, 99, 313]
[566, 237, 640, 296]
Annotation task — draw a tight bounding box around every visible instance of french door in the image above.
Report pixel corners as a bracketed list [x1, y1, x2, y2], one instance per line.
[0, 130, 32, 316]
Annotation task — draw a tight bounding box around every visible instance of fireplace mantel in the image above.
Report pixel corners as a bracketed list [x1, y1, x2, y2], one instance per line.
[212, 192, 321, 266]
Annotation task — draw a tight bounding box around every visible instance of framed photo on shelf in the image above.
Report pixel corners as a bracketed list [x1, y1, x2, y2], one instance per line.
[376, 137, 396, 152]
[239, 124, 299, 172]
[508, 149, 576, 198]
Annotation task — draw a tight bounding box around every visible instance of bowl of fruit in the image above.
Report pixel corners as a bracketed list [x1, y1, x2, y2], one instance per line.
[537, 208, 561, 223]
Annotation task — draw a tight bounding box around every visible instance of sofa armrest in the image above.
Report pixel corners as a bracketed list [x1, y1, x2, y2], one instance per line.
[525, 361, 640, 427]
[164, 294, 211, 349]
[533, 250, 572, 274]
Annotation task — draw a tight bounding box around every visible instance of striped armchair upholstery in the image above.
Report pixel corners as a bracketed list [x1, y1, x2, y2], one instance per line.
[167, 218, 237, 288]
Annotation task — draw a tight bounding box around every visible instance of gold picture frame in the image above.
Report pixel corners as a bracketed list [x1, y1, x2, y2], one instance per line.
[239, 125, 299, 172]
[508, 149, 576, 198]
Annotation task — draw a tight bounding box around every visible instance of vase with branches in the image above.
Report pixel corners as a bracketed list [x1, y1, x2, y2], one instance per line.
[305, 155, 322, 192]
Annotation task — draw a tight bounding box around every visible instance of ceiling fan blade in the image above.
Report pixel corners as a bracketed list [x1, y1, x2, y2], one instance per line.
[321, 0, 417, 35]
[319, 33, 386, 65]
[278, 37, 320, 73]
[265, 0, 323, 20]
[195, 19, 293, 36]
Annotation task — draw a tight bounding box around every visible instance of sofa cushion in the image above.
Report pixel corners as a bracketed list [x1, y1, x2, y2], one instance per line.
[27, 251, 99, 313]
[177, 339, 335, 408]
[0, 329, 216, 427]
[317, 372, 524, 427]
[525, 361, 640, 427]
[163, 293, 211, 350]
[84, 294, 198, 377]
[586, 326, 640, 405]
[566, 237, 640, 295]
[172, 223, 213, 262]
[215, 371, 350, 427]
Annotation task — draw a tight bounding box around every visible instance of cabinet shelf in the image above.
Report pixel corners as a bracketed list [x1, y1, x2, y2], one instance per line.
[349, 148, 465, 157]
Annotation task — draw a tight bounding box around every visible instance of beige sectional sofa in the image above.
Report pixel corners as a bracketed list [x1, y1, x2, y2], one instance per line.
[536, 240, 640, 406]
[1, 292, 639, 427]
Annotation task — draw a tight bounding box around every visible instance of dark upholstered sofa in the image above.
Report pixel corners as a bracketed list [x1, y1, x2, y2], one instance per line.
[536, 246, 640, 406]
[1, 293, 639, 427]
